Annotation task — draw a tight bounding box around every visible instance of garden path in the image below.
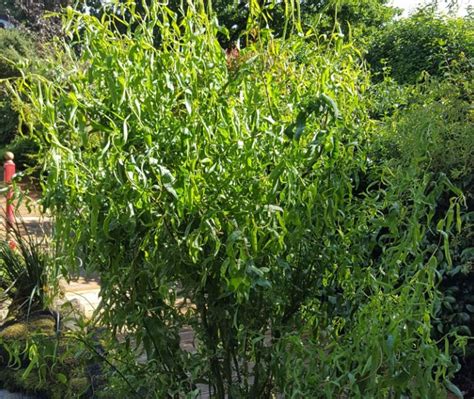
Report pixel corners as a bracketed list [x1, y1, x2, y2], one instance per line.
[0, 391, 37, 398]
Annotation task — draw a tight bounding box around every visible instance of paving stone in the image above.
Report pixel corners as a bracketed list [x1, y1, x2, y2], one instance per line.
[0, 390, 37, 399]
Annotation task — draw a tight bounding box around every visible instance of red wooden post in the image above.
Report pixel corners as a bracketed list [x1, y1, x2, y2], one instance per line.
[4, 151, 15, 233]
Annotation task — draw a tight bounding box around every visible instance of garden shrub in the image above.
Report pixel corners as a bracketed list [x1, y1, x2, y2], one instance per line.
[367, 9, 474, 84]
[375, 69, 474, 395]
[0, 96, 19, 146]
[0, 29, 34, 80]
[0, 29, 35, 146]
[10, 1, 466, 397]
[373, 69, 473, 200]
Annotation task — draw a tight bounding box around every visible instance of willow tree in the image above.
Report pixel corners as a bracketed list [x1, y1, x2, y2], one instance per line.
[10, 1, 463, 397]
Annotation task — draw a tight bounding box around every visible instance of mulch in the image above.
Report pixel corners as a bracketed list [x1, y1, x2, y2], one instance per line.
[454, 355, 474, 398]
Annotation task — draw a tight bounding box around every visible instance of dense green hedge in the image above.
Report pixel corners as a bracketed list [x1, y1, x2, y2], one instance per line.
[367, 9, 474, 83]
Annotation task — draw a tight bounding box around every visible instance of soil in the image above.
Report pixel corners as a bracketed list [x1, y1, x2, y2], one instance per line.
[454, 355, 474, 398]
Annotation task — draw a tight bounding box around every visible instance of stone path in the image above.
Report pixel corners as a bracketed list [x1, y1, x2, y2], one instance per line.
[62, 278, 101, 319]
[0, 391, 37, 399]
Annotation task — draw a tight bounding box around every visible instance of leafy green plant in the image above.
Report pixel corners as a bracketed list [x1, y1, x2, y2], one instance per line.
[85, 0, 397, 48]
[0, 96, 19, 146]
[0, 312, 109, 398]
[0, 29, 35, 80]
[0, 29, 36, 146]
[367, 8, 474, 84]
[374, 67, 474, 396]
[0, 226, 54, 318]
[9, 1, 466, 397]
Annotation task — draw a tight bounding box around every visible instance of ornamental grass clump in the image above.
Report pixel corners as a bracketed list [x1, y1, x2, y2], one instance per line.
[9, 1, 465, 397]
[0, 226, 52, 319]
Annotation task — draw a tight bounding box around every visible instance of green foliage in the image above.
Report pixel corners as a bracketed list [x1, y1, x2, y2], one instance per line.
[272, 165, 465, 398]
[377, 72, 474, 192]
[0, 29, 35, 146]
[0, 229, 53, 318]
[0, 229, 104, 398]
[375, 70, 474, 386]
[0, 96, 18, 146]
[203, 0, 397, 44]
[369, 58, 474, 396]
[86, 0, 397, 47]
[367, 9, 474, 83]
[0, 0, 25, 22]
[0, 28, 34, 79]
[11, 1, 465, 397]
[0, 136, 40, 170]
[324, 0, 398, 38]
[436, 211, 474, 337]
[0, 316, 105, 398]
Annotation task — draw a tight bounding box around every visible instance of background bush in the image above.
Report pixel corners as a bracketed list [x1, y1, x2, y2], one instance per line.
[0, 29, 35, 147]
[367, 8, 474, 83]
[373, 66, 474, 396]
